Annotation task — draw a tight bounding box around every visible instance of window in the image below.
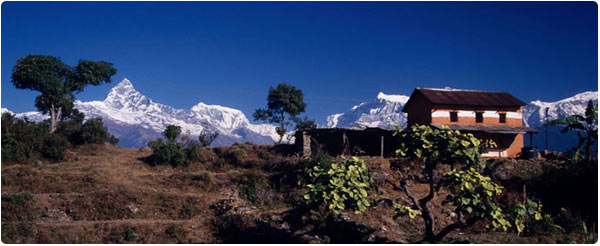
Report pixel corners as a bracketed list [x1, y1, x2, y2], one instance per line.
[475, 112, 483, 123]
[499, 113, 506, 123]
[450, 112, 458, 122]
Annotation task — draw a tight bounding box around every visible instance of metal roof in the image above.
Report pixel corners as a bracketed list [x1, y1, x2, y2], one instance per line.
[403, 88, 526, 112]
[430, 123, 539, 134]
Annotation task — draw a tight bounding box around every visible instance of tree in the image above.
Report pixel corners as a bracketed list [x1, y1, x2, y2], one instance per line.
[253, 83, 306, 144]
[393, 124, 510, 242]
[163, 125, 181, 142]
[546, 100, 598, 162]
[198, 122, 219, 147]
[11, 55, 117, 133]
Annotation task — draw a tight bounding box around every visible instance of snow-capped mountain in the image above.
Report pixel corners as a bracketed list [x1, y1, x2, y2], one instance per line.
[522, 91, 598, 128]
[323, 90, 598, 151]
[324, 92, 409, 129]
[3, 78, 281, 148]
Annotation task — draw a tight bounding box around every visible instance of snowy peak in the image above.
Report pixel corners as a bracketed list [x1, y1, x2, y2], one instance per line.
[325, 92, 408, 129]
[376, 92, 409, 103]
[523, 91, 598, 128]
[102, 78, 152, 110]
[189, 102, 250, 130]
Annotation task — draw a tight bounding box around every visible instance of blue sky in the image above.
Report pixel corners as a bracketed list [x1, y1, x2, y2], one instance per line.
[2, 1, 597, 124]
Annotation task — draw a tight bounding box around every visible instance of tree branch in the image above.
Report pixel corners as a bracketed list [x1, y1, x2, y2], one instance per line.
[397, 180, 419, 208]
[434, 216, 479, 241]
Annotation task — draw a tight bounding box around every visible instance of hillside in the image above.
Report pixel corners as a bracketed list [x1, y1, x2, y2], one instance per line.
[2, 144, 596, 243]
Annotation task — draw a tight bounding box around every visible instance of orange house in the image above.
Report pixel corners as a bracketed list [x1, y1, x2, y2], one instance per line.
[402, 88, 538, 158]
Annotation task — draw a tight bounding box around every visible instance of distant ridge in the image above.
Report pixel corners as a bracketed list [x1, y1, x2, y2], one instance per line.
[3, 78, 281, 148]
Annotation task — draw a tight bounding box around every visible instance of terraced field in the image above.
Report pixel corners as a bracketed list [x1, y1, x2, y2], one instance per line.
[2, 144, 594, 243]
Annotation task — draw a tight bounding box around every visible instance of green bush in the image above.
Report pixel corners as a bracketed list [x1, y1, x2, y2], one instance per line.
[186, 141, 203, 162]
[41, 133, 69, 161]
[1, 112, 46, 163]
[80, 118, 110, 144]
[163, 125, 181, 142]
[148, 140, 187, 167]
[302, 157, 374, 214]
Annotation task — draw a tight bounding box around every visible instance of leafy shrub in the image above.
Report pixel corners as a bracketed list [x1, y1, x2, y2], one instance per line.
[41, 133, 69, 161]
[302, 157, 374, 214]
[236, 170, 269, 204]
[186, 141, 203, 162]
[107, 134, 119, 145]
[80, 118, 110, 144]
[442, 168, 511, 231]
[1, 112, 46, 163]
[163, 125, 181, 142]
[148, 140, 187, 167]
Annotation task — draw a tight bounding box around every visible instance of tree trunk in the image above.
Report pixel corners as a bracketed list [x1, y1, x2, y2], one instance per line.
[586, 135, 593, 162]
[49, 104, 61, 133]
[277, 112, 285, 144]
[420, 167, 437, 241]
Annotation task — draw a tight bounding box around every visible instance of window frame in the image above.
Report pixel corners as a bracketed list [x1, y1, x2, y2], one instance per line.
[450, 111, 458, 122]
[499, 113, 506, 123]
[475, 112, 483, 123]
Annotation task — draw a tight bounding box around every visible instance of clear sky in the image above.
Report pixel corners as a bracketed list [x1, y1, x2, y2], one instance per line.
[1, 1, 597, 124]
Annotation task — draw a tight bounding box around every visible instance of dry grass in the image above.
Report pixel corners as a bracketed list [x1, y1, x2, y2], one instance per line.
[2, 144, 593, 243]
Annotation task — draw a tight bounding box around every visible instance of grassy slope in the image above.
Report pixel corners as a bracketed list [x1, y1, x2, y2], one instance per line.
[1, 144, 595, 243]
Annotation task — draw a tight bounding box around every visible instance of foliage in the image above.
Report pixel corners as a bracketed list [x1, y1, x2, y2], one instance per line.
[1, 112, 46, 163]
[80, 118, 110, 144]
[11, 55, 116, 132]
[394, 204, 421, 219]
[302, 157, 374, 214]
[2, 111, 116, 163]
[163, 125, 182, 142]
[508, 199, 543, 236]
[41, 133, 70, 161]
[198, 122, 219, 147]
[395, 124, 483, 169]
[147, 139, 187, 167]
[546, 100, 597, 162]
[393, 124, 506, 241]
[107, 134, 119, 145]
[253, 83, 307, 144]
[442, 168, 511, 231]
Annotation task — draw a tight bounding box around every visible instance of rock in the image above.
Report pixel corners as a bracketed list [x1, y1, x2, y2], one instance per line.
[234, 206, 251, 212]
[35, 160, 43, 166]
[138, 146, 152, 152]
[270, 214, 282, 221]
[278, 222, 290, 230]
[372, 172, 389, 185]
[44, 208, 72, 222]
[335, 212, 352, 222]
[127, 204, 139, 214]
[74, 156, 81, 161]
[376, 198, 393, 207]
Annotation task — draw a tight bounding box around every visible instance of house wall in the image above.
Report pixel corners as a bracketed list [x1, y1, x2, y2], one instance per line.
[405, 100, 526, 158]
[430, 107, 523, 126]
[406, 94, 432, 127]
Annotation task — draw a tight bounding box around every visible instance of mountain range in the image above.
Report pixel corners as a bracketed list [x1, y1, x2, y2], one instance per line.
[2, 79, 280, 147]
[2, 79, 597, 151]
[325, 89, 598, 151]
